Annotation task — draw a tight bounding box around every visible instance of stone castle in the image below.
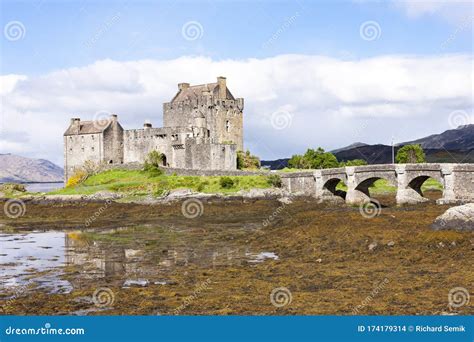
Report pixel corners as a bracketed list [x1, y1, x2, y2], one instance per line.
[64, 77, 243, 181]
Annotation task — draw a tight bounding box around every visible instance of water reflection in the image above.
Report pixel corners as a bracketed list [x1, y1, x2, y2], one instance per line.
[0, 225, 277, 294]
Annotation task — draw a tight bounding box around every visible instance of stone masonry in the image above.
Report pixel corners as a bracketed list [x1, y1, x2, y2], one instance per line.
[64, 77, 243, 181]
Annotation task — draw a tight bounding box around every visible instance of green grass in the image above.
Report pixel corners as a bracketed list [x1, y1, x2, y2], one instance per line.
[49, 169, 275, 196]
[335, 178, 443, 194]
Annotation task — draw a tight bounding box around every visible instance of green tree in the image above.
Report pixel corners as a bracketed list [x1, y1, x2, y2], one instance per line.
[396, 144, 426, 164]
[287, 154, 306, 169]
[288, 148, 339, 169]
[237, 150, 260, 169]
[340, 159, 368, 167]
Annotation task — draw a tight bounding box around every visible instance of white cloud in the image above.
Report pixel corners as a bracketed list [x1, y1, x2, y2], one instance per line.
[391, 0, 473, 23]
[1, 54, 472, 165]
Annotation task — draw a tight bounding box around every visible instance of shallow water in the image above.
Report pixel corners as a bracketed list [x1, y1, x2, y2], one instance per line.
[0, 225, 277, 295]
[24, 182, 63, 193]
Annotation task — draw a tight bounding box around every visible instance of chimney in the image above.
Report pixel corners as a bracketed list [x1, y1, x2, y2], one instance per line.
[178, 83, 190, 91]
[110, 114, 118, 122]
[70, 118, 80, 125]
[144, 121, 152, 129]
[217, 76, 226, 99]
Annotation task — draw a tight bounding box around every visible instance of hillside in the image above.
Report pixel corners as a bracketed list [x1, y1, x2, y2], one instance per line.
[0, 154, 64, 183]
[401, 124, 474, 150]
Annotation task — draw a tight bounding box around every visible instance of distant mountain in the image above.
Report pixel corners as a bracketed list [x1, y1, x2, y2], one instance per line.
[0, 154, 64, 183]
[262, 125, 474, 169]
[401, 124, 474, 150]
[330, 142, 369, 154]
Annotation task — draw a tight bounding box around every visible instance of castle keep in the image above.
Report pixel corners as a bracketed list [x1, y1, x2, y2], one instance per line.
[64, 77, 243, 181]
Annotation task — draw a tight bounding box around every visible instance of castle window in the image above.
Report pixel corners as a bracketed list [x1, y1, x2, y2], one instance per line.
[91, 135, 94, 140]
[91, 147, 95, 151]
[81, 136, 84, 142]
[225, 120, 230, 133]
[81, 147, 84, 152]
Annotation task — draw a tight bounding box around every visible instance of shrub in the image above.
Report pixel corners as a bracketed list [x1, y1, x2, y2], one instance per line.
[219, 176, 234, 189]
[144, 151, 164, 177]
[0, 183, 26, 193]
[66, 169, 88, 187]
[237, 150, 260, 169]
[267, 174, 282, 188]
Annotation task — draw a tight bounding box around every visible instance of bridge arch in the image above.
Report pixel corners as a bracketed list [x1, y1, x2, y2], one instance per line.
[322, 177, 346, 199]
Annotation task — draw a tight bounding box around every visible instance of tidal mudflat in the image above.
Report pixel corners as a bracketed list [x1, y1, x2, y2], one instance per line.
[0, 194, 473, 315]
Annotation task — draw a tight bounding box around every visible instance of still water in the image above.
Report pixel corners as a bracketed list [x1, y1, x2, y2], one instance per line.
[0, 225, 278, 295]
[24, 182, 63, 193]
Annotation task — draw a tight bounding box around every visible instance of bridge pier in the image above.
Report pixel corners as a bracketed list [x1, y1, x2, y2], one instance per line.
[345, 167, 371, 205]
[437, 164, 456, 204]
[395, 165, 429, 205]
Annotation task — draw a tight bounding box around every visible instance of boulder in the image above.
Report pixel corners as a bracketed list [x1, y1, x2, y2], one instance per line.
[432, 203, 474, 232]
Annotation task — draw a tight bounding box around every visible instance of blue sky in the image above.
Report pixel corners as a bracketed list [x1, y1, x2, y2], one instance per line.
[2, 0, 472, 74]
[0, 0, 473, 164]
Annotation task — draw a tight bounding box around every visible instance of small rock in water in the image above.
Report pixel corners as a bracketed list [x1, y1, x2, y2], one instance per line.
[278, 197, 292, 205]
[123, 279, 149, 288]
[316, 258, 322, 263]
[387, 241, 395, 247]
[368, 242, 378, 251]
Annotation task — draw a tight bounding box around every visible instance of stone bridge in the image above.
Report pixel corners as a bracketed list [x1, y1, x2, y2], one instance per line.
[280, 164, 474, 205]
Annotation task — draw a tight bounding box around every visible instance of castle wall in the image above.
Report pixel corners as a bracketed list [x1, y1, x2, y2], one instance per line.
[164, 97, 244, 151]
[64, 133, 103, 181]
[103, 121, 124, 164]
